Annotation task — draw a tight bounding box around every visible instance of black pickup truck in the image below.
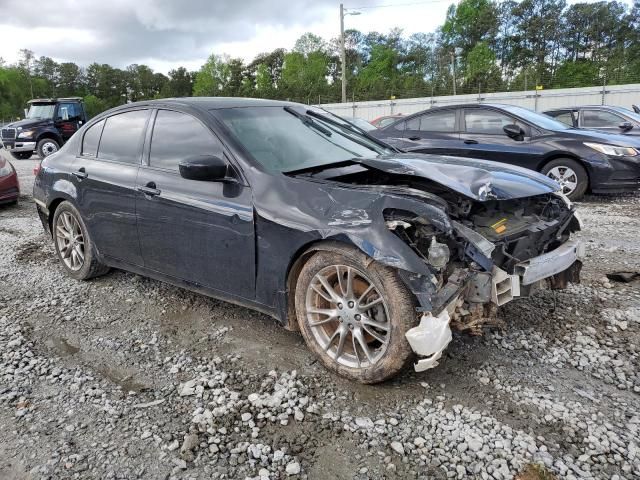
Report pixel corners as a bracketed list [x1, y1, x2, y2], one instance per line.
[1, 97, 87, 159]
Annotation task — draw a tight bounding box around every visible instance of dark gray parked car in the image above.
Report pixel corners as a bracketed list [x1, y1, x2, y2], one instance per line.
[544, 105, 640, 137]
[370, 103, 640, 200]
[33, 98, 583, 383]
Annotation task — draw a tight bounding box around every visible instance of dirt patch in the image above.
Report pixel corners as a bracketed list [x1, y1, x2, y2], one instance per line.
[516, 464, 558, 480]
[0, 226, 20, 236]
[45, 336, 80, 356]
[14, 239, 50, 264]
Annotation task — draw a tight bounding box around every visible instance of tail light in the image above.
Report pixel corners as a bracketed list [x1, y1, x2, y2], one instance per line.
[33, 162, 42, 176]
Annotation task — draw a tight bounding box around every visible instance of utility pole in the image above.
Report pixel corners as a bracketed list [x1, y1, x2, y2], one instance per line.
[340, 4, 360, 104]
[451, 51, 456, 96]
[340, 3, 346, 103]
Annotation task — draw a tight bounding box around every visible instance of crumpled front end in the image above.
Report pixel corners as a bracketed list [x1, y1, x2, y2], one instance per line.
[386, 191, 584, 371]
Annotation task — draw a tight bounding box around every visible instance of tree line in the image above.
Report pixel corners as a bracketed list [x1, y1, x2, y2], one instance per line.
[1, 0, 639, 120]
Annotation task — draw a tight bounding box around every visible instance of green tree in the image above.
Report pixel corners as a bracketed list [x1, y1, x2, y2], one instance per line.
[57, 62, 84, 97]
[357, 44, 399, 98]
[281, 46, 330, 102]
[83, 94, 108, 118]
[554, 60, 601, 88]
[464, 42, 503, 92]
[0, 66, 32, 118]
[193, 54, 233, 96]
[161, 67, 194, 97]
[34, 56, 58, 95]
[441, 0, 499, 56]
[255, 63, 273, 97]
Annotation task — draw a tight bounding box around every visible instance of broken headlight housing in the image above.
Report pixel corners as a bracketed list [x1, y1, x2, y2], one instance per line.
[427, 237, 450, 269]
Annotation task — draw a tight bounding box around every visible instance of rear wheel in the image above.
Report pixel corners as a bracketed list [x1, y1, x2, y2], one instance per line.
[52, 201, 109, 280]
[295, 247, 417, 383]
[541, 158, 588, 201]
[37, 138, 60, 158]
[11, 152, 32, 160]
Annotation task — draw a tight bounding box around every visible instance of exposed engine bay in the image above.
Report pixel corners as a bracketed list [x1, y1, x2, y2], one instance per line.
[320, 166, 584, 371]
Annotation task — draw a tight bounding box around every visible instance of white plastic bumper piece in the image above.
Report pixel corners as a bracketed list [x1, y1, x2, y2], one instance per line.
[491, 266, 521, 306]
[515, 239, 584, 286]
[405, 309, 452, 372]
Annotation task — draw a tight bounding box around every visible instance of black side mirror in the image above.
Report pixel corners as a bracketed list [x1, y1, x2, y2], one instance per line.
[619, 122, 634, 132]
[503, 124, 524, 140]
[179, 155, 229, 182]
[633, 105, 640, 114]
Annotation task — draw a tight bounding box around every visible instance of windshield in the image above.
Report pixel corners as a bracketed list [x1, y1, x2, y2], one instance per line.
[500, 104, 571, 131]
[340, 117, 377, 131]
[26, 104, 55, 120]
[215, 106, 388, 172]
[608, 106, 640, 123]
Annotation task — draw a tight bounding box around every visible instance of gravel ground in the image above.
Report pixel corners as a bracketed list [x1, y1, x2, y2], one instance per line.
[1, 158, 639, 480]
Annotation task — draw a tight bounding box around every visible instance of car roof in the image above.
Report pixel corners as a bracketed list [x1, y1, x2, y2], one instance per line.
[545, 105, 631, 112]
[108, 97, 301, 111]
[413, 103, 517, 111]
[28, 97, 83, 103]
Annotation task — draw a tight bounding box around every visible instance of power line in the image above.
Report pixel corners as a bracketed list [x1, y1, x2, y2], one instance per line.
[349, 0, 450, 10]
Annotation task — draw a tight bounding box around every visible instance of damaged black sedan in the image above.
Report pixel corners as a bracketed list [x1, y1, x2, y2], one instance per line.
[33, 98, 584, 383]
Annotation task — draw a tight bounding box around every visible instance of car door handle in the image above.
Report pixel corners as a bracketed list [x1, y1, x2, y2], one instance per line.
[408, 136, 421, 141]
[137, 182, 161, 196]
[463, 139, 478, 144]
[72, 168, 88, 179]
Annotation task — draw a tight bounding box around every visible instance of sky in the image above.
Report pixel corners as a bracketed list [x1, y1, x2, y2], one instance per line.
[0, 0, 634, 74]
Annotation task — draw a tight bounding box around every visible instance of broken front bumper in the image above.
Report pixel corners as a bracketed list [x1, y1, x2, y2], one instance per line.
[490, 239, 584, 306]
[406, 239, 584, 371]
[515, 239, 585, 285]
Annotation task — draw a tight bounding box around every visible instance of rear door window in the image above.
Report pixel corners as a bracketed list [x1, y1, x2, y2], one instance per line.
[81, 120, 105, 157]
[552, 111, 576, 126]
[97, 110, 149, 164]
[416, 110, 456, 132]
[582, 109, 624, 128]
[464, 109, 517, 134]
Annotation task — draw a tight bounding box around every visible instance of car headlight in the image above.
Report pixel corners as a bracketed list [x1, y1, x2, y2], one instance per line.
[17, 130, 35, 139]
[584, 142, 638, 157]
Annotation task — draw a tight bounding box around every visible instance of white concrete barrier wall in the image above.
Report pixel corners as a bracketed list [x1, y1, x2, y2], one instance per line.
[320, 83, 640, 120]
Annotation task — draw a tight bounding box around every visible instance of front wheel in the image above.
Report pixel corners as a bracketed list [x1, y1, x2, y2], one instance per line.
[52, 201, 109, 280]
[37, 138, 60, 158]
[295, 247, 418, 383]
[11, 152, 32, 160]
[541, 158, 588, 201]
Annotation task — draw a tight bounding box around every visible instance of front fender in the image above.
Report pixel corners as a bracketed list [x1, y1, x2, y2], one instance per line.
[36, 128, 63, 145]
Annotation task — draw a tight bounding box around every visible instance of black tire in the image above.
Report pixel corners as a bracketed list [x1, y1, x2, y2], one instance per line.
[541, 158, 588, 201]
[37, 138, 60, 158]
[11, 152, 32, 160]
[295, 246, 418, 384]
[52, 201, 110, 280]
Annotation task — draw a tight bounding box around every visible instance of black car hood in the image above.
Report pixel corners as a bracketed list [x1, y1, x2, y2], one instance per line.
[355, 154, 559, 201]
[4, 118, 51, 129]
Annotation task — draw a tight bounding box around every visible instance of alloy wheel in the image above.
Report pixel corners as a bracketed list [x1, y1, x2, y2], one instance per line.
[546, 166, 578, 195]
[55, 211, 85, 271]
[305, 265, 390, 369]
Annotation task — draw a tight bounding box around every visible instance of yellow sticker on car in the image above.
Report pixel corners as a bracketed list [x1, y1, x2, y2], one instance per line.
[491, 218, 507, 234]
